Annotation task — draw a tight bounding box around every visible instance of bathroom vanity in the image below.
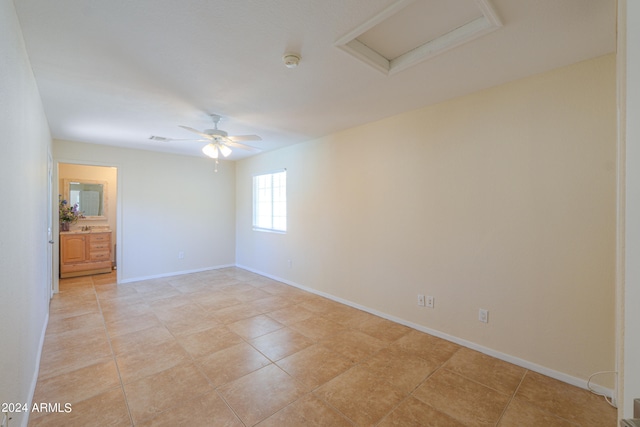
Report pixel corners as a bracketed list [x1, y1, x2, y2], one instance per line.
[59, 230, 112, 278]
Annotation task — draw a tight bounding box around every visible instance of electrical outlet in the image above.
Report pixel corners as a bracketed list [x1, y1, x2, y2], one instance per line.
[178, 251, 185, 259]
[287, 259, 292, 268]
[479, 308, 489, 323]
[417, 294, 425, 307]
[426, 296, 434, 308]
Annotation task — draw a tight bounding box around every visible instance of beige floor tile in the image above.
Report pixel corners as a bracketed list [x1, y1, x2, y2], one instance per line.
[266, 304, 316, 325]
[169, 280, 212, 294]
[378, 396, 466, 427]
[131, 281, 174, 294]
[135, 391, 242, 427]
[105, 312, 163, 338]
[297, 296, 345, 314]
[498, 396, 578, 427]
[318, 329, 387, 363]
[38, 339, 112, 380]
[109, 325, 175, 355]
[101, 301, 152, 324]
[150, 299, 203, 317]
[196, 342, 271, 387]
[33, 270, 610, 427]
[54, 288, 94, 298]
[354, 316, 412, 342]
[95, 283, 139, 300]
[257, 393, 353, 427]
[159, 309, 220, 336]
[515, 371, 617, 426]
[390, 329, 461, 364]
[116, 340, 191, 384]
[148, 294, 196, 311]
[361, 347, 441, 394]
[32, 358, 121, 409]
[218, 364, 306, 426]
[123, 362, 213, 424]
[49, 300, 100, 320]
[220, 282, 258, 294]
[249, 327, 314, 361]
[289, 316, 347, 341]
[58, 276, 94, 290]
[251, 295, 294, 312]
[443, 347, 526, 395]
[322, 305, 380, 329]
[193, 292, 242, 311]
[45, 312, 105, 335]
[227, 314, 284, 340]
[314, 365, 405, 426]
[91, 273, 118, 286]
[41, 324, 109, 354]
[138, 286, 183, 302]
[260, 282, 300, 296]
[233, 287, 274, 303]
[176, 325, 244, 358]
[412, 368, 511, 427]
[98, 291, 146, 308]
[28, 388, 131, 427]
[212, 301, 265, 323]
[276, 344, 354, 390]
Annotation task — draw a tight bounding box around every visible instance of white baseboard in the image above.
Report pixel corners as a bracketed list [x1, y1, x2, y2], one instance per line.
[118, 264, 235, 284]
[235, 264, 615, 400]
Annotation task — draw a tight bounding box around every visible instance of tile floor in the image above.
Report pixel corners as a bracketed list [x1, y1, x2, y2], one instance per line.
[28, 268, 617, 426]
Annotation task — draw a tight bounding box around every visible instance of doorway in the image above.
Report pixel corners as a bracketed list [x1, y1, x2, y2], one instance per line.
[54, 163, 118, 292]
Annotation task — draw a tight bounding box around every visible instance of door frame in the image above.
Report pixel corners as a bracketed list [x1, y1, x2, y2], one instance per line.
[53, 159, 121, 292]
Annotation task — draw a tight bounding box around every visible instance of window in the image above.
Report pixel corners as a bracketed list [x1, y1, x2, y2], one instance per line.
[253, 170, 286, 232]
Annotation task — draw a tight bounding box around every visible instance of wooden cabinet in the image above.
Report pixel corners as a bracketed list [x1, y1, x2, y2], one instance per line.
[60, 231, 112, 278]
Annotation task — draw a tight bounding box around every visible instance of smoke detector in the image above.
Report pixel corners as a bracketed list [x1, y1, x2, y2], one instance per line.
[282, 53, 301, 68]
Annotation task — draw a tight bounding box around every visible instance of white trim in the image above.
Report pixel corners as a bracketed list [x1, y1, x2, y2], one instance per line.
[118, 264, 235, 284]
[252, 170, 287, 233]
[53, 157, 122, 291]
[236, 263, 614, 399]
[615, 0, 627, 414]
[251, 167, 287, 178]
[335, 0, 502, 75]
[24, 312, 49, 427]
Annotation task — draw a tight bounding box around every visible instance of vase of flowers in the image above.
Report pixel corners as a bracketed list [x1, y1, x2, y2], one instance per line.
[59, 195, 84, 231]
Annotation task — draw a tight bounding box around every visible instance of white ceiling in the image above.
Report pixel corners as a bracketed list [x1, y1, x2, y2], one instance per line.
[14, 0, 615, 160]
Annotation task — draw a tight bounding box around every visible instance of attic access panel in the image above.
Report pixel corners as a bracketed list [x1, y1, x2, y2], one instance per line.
[336, 0, 502, 75]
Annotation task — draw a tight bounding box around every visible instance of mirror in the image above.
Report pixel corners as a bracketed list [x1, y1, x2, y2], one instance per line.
[63, 179, 108, 220]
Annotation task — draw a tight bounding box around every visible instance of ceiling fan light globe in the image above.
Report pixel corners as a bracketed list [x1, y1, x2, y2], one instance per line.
[219, 144, 232, 157]
[202, 143, 219, 158]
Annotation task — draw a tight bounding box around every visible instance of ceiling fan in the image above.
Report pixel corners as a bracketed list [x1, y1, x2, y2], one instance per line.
[150, 114, 262, 160]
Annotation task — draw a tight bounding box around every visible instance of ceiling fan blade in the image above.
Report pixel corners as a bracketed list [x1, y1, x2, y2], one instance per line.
[149, 135, 207, 142]
[179, 125, 214, 140]
[225, 141, 261, 152]
[228, 134, 262, 142]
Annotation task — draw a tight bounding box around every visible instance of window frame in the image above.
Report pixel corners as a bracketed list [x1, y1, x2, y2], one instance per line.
[252, 169, 287, 233]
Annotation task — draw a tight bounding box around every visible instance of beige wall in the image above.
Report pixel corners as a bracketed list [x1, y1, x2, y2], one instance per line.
[236, 54, 617, 389]
[54, 140, 237, 283]
[0, 0, 53, 425]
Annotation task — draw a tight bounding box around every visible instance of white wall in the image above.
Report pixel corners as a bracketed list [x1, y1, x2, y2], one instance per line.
[54, 140, 236, 282]
[0, 1, 53, 426]
[619, 0, 640, 419]
[236, 55, 617, 390]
